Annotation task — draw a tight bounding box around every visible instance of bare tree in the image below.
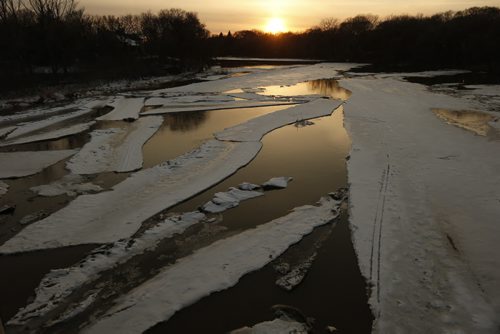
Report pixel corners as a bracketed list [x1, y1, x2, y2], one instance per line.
[0, 0, 22, 22]
[318, 17, 338, 31]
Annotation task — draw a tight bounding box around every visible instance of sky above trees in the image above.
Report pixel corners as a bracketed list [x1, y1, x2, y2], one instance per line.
[79, 0, 500, 33]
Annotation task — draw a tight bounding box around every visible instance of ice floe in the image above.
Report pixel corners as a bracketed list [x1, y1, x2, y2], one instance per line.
[81, 196, 341, 334]
[67, 116, 163, 174]
[97, 97, 145, 121]
[230, 318, 308, 334]
[31, 174, 102, 197]
[215, 99, 342, 142]
[275, 254, 316, 291]
[342, 76, 500, 332]
[238, 182, 261, 191]
[0, 140, 261, 253]
[7, 211, 206, 326]
[262, 177, 293, 190]
[0, 181, 8, 196]
[201, 187, 263, 213]
[141, 100, 299, 115]
[5, 108, 95, 140]
[0, 121, 95, 147]
[0, 150, 76, 178]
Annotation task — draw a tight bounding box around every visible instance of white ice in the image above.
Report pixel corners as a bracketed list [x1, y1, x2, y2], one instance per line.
[238, 182, 261, 191]
[153, 63, 358, 94]
[8, 211, 205, 326]
[67, 116, 163, 174]
[215, 99, 341, 142]
[262, 177, 293, 189]
[201, 187, 263, 213]
[97, 97, 145, 121]
[0, 140, 261, 253]
[230, 318, 308, 334]
[81, 197, 340, 334]
[0, 150, 76, 178]
[0, 180, 8, 196]
[5, 108, 95, 140]
[275, 253, 316, 291]
[141, 100, 299, 115]
[30, 174, 102, 197]
[0, 122, 95, 147]
[342, 76, 500, 332]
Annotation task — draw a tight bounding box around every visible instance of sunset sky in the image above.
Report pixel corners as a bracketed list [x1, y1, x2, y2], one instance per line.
[79, 0, 500, 33]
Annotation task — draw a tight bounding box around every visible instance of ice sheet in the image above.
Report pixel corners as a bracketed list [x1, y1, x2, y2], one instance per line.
[81, 197, 340, 334]
[0, 141, 261, 253]
[67, 116, 163, 174]
[0, 150, 76, 178]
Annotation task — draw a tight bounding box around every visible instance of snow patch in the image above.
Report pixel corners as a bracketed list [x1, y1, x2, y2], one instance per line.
[342, 76, 500, 332]
[81, 196, 341, 334]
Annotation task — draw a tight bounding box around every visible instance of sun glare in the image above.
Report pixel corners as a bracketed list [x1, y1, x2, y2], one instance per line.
[265, 18, 287, 34]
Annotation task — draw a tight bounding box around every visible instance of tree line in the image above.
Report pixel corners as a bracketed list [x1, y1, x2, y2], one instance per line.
[0, 0, 210, 92]
[1, 1, 499, 93]
[211, 7, 500, 72]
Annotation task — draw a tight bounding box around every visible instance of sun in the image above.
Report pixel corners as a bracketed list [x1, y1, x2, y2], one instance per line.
[265, 18, 287, 34]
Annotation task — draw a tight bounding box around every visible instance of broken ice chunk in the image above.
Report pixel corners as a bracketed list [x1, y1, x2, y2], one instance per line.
[0, 181, 8, 196]
[202, 187, 263, 213]
[31, 175, 103, 197]
[238, 182, 261, 191]
[275, 253, 317, 291]
[262, 177, 293, 190]
[230, 318, 308, 334]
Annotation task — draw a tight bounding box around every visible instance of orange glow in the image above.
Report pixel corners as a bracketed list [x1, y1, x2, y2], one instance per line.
[264, 18, 287, 34]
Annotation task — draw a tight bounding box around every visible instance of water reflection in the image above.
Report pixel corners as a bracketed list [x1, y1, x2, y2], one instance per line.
[164, 111, 207, 132]
[261, 79, 352, 101]
[142, 105, 293, 168]
[432, 108, 500, 138]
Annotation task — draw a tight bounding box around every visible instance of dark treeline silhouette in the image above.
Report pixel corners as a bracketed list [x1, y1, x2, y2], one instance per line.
[211, 7, 500, 72]
[1, 2, 499, 94]
[0, 0, 210, 93]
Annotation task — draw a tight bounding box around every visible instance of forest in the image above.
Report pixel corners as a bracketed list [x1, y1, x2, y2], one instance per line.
[1, 0, 499, 92]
